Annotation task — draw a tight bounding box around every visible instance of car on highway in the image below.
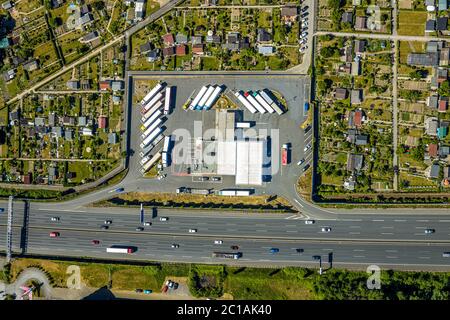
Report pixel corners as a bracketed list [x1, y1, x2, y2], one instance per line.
[214, 240, 223, 244]
[143, 289, 152, 294]
[296, 248, 304, 253]
[171, 244, 180, 248]
[304, 144, 311, 152]
[303, 164, 311, 172]
[443, 252, 450, 258]
[230, 245, 239, 250]
[321, 227, 332, 233]
[211, 177, 221, 181]
[160, 217, 169, 221]
[100, 225, 109, 230]
[49, 232, 60, 238]
[0, 208, 4, 213]
[91, 240, 100, 245]
[199, 176, 209, 181]
[297, 159, 305, 166]
[104, 220, 112, 225]
[115, 187, 124, 193]
[424, 228, 435, 234]
[189, 228, 197, 233]
[136, 227, 144, 231]
[305, 219, 315, 225]
[270, 248, 280, 253]
[143, 222, 152, 226]
[51, 216, 60, 222]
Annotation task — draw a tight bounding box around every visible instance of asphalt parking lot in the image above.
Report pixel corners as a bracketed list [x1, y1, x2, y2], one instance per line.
[128, 73, 311, 196]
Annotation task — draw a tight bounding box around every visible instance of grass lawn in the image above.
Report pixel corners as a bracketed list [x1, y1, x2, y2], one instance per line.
[68, 161, 93, 184]
[399, 172, 438, 187]
[398, 11, 427, 36]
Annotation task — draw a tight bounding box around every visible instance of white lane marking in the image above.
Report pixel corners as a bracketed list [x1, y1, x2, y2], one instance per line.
[381, 232, 393, 235]
[294, 199, 304, 208]
[285, 215, 297, 220]
[385, 250, 398, 252]
[182, 255, 192, 258]
[386, 256, 398, 259]
[293, 216, 303, 220]
[439, 220, 450, 222]
[419, 257, 430, 259]
[415, 227, 426, 229]
[416, 220, 429, 222]
[37, 209, 87, 213]
[349, 232, 360, 235]
[349, 226, 361, 228]
[353, 255, 365, 258]
[353, 249, 365, 252]
[394, 219, 406, 222]
[341, 219, 362, 222]
[372, 219, 384, 222]
[382, 226, 394, 229]
[286, 230, 298, 233]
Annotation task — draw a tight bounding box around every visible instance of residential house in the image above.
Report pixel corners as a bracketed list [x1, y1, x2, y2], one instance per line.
[222, 32, 240, 51]
[192, 44, 204, 55]
[23, 60, 39, 72]
[347, 153, 364, 171]
[1, 1, 12, 10]
[437, 67, 448, 83]
[99, 80, 111, 91]
[425, 20, 436, 33]
[162, 46, 176, 57]
[98, 116, 108, 129]
[335, 88, 348, 100]
[206, 34, 221, 44]
[258, 46, 274, 56]
[281, 5, 298, 24]
[438, 121, 449, 139]
[348, 109, 364, 128]
[443, 166, 450, 186]
[34, 117, 45, 126]
[440, 47, 450, 66]
[108, 132, 117, 144]
[438, 0, 448, 11]
[437, 17, 448, 31]
[354, 40, 366, 54]
[176, 44, 187, 56]
[257, 28, 272, 43]
[147, 49, 160, 62]
[65, 129, 73, 141]
[191, 36, 202, 45]
[22, 173, 32, 185]
[176, 33, 188, 44]
[428, 143, 438, 158]
[48, 167, 57, 183]
[346, 129, 357, 143]
[350, 89, 363, 104]
[352, 60, 361, 76]
[135, 0, 146, 21]
[62, 116, 75, 126]
[78, 116, 87, 126]
[439, 145, 450, 157]
[66, 80, 80, 90]
[140, 42, 153, 54]
[80, 31, 99, 43]
[48, 113, 56, 127]
[82, 127, 93, 136]
[355, 16, 367, 30]
[2, 69, 15, 82]
[425, 117, 439, 136]
[111, 81, 124, 92]
[112, 96, 121, 105]
[80, 79, 90, 90]
[427, 164, 440, 179]
[407, 52, 439, 66]
[427, 95, 439, 109]
[162, 33, 175, 46]
[52, 126, 63, 138]
[341, 12, 353, 24]
[355, 135, 368, 146]
[438, 98, 448, 112]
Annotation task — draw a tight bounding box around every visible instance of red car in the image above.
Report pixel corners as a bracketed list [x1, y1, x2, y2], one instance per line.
[162, 285, 168, 293]
[91, 240, 100, 245]
[49, 232, 60, 238]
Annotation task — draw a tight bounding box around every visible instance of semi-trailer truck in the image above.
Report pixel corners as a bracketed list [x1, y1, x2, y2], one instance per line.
[106, 247, 134, 254]
[197, 85, 215, 110]
[282, 144, 289, 165]
[140, 152, 162, 174]
[189, 86, 208, 110]
[142, 92, 163, 113]
[212, 252, 242, 259]
[203, 86, 222, 110]
[141, 83, 163, 106]
[141, 118, 163, 140]
[141, 109, 162, 131]
[140, 127, 163, 149]
[260, 90, 284, 115]
[164, 86, 171, 115]
[235, 91, 257, 113]
[245, 92, 266, 113]
[254, 92, 275, 113]
[142, 100, 163, 120]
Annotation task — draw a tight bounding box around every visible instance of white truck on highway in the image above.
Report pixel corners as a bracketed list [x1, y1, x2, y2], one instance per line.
[106, 247, 134, 254]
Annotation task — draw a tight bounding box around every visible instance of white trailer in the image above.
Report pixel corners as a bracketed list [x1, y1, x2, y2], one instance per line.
[189, 86, 208, 110]
[235, 92, 257, 114]
[140, 127, 163, 149]
[203, 86, 222, 110]
[260, 90, 284, 115]
[162, 135, 171, 153]
[142, 100, 163, 121]
[245, 93, 266, 114]
[140, 155, 151, 166]
[162, 151, 168, 167]
[254, 93, 275, 113]
[197, 85, 215, 110]
[106, 247, 133, 254]
[218, 190, 236, 196]
[141, 83, 163, 106]
[141, 109, 162, 131]
[164, 86, 171, 115]
[142, 92, 163, 113]
[236, 122, 252, 128]
[236, 190, 251, 196]
[139, 134, 164, 158]
[141, 152, 162, 174]
[219, 189, 251, 196]
[141, 118, 163, 140]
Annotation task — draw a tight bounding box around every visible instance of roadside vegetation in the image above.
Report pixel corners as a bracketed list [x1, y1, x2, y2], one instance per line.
[9, 258, 450, 300]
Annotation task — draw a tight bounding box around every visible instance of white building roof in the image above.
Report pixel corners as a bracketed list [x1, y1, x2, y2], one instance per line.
[235, 140, 263, 185]
[217, 141, 236, 175]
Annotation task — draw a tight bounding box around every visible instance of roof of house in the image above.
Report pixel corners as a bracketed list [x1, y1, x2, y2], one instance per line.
[111, 81, 124, 91]
[354, 40, 366, 53]
[440, 145, 450, 156]
[355, 134, 368, 145]
[206, 35, 221, 44]
[23, 60, 38, 71]
[162, 46, 175, 56]
[347, 153, 364, 171]
[426, 20, 436, 32]
[162, 33, 174, 45]
[351, 89, 362, 104]
[140, 42, 153, 53]
[439, 99, 448, 112]
[192, 44, 204, 54]
[355, 16, 367, 29]
[281, 5, 298, 17]
[258, 45, 274, 55]
[437, 17, 448, 30]
[66, 80, 80, 90]
[78, 116, 87, 126]
[176, 33, 188, 44]
[108, 132, 117, 144]
[428, 95, 439, 108]
[81, 31, 99, 42]
[429, 143, 438, 157]
[407, 52, 439, 66]
[342, 12, 353, 24]
[429, 164, 440, 178]
[176, 44, 187, 56]
[191, 36, 202, 45]
[98, 116, 107, 129]
[335, 88, 348, 100]
[438, 0, 447, 10]
[99, 80, 111, 90]
[426, 117, 439, 136]
[257, 28, 272, 42]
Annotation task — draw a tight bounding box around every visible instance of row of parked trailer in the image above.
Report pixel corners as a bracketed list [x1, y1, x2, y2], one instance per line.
[139, 83, 173, 175]
[234, 89, 285, 115]
[189, 85, 223, 110]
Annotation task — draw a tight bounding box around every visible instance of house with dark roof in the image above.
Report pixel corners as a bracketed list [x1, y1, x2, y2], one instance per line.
[23, 60, 39, 72]
[147, 49, 160, 62]
[80, 31, 99, 43]
[347, 153, 364, 171]
[281, 5, 298, 23]
[341, 12, 353, 24]
[439, 145, 450, 157]
[407, 52, 439, 66]
[437, 17, 448, 31]
[427, 95, 439, 109]
[206, 34, 221, 44]
[440, 47, 450, 66]
[427, 164, 440, 179]
[176, 33, 188, 44]
[351, 89, 363, 104]
[52, 126, 63, 138]
[257, 28, 272, 43]
[162, 46, 175, 57]
[140, 42, 153, 54]
[425, 20, 436, 33]
[354, 40, 366, 53]
[355, 135, 368, 145]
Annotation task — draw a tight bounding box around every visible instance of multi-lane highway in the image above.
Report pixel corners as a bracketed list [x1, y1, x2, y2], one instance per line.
[1, 203, 450, 270]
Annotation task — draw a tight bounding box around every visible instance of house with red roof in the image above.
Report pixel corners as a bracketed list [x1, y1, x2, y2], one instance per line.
[192, 44, 205, 55]
[99, 80, 111, 91]
[98, 116, 108, 129]
[438, 99, 448, 112]
[176, 44, 187, 56]
[428, 143, 438, 158]
[162, 33, 175, 46]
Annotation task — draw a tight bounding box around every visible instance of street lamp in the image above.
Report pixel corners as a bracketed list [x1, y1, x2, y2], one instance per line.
[313, 255, 323, 275]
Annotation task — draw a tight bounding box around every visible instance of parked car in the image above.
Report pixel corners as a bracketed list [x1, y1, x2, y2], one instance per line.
[296, 248, 304, 253]
[230, 245, 239, 250]
[51, 217, 60, 222]
[0, 208, 4, 213]
[303, 164, 311, 172]
[135, 288, 143, 293]
[165, 280, 171, 286]
[321, 227, 332, 233]
[162, 285, 168, 293]
[211, 177, 221, 181]
[443, 252, 450, 258]
[168, 281, 174, 289]
[173, 282, 179, 290]
[171, 244, 180, 248]
[91, 240, 100, 245]
[302, 5, 309, 12]
[199, 176, 209, 181]
[305, 219, 315, 225]
[104, 220, 112, 225]
[270, 248, 280, 253]
[301, 31, 308, 37]
[189, 228, 197, 233]
[297, 159, 305, 166]
[424, 229, 435, 234]
[49, 232, 60, 238]
[101, 225, 109, 230]
[143, 289, 152, 294]
[136, 227, 144, 231]
[214, 240, 223, 244]
[304, 144, 311, 152]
